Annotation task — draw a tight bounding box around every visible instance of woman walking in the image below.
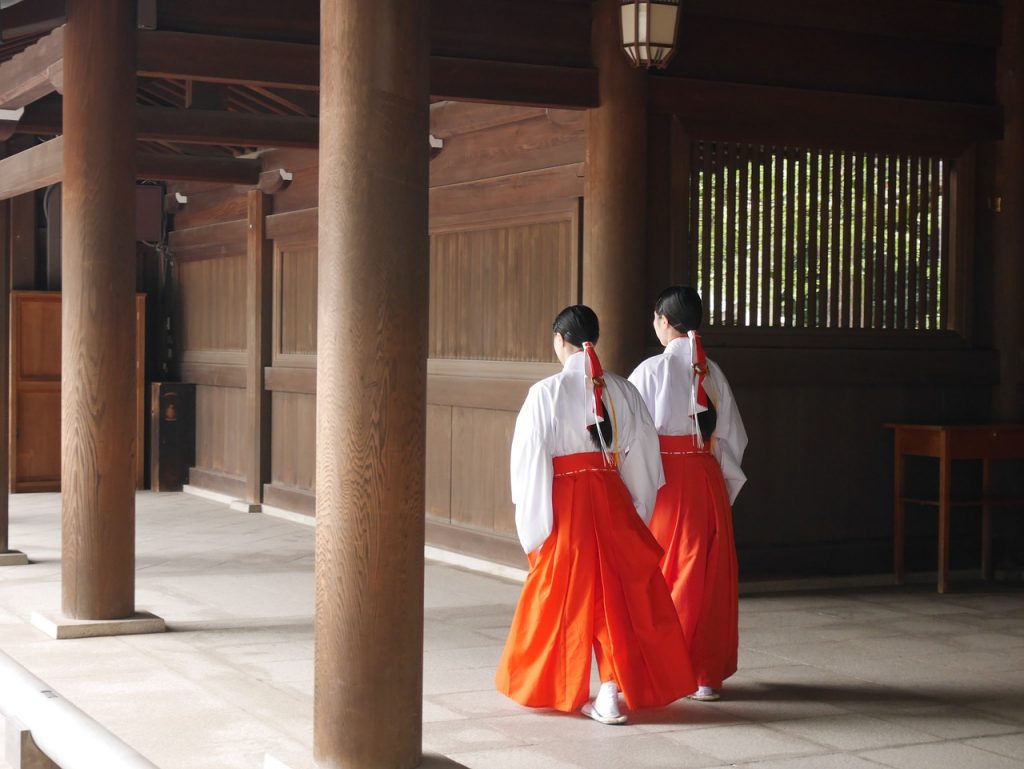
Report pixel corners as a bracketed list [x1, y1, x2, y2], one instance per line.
[496, 305, 695, 724]
[629, 286, 748, 702]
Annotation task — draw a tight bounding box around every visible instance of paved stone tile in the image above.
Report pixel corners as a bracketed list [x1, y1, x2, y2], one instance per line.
[861, 741, 1024, 769]
[963, 732, 1024, 761]
[871, 705, 1021, 740]
[447, 747, 585, 769]
[423, 719, 530, 755]
[536, 732, 722, 769]
[3, 492, 1024, 769]
[767, 714, 941, 751]
[734, 755, 890, 769]
[662, 723, 827, 763]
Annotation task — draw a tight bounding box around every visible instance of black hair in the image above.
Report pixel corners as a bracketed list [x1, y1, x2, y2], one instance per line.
[551, 304, 613, 450]
[552, 304, 600, 347]
[654, 285, 703, 332]
[653, 287, 716, 440]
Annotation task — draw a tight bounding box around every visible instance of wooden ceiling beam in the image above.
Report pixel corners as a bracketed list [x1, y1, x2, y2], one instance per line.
[137, 106, 318, 148]
[137, 30, 597, 109]
[14, 100, 318, 148]
[649, 77, 1003, 156]
[0, 0, 64, 40]
[136, 153, 261, 184]
[0, 25, 64, 109]
[0, 135, 261, 199]
[0, 134, 62, 200]
[430, 57, 597, 109]
[137, 30, 319, 91]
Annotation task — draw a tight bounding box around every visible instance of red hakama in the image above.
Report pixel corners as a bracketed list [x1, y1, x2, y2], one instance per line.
[496, 452, 696, 713]
[651, 434, 738, 689]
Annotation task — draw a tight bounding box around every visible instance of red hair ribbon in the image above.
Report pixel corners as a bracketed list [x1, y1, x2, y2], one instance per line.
[582, 342, 606, 426]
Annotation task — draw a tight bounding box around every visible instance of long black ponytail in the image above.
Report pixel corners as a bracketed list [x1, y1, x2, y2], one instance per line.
[552, 305, 614, 450]
[654, 286, 717, 440]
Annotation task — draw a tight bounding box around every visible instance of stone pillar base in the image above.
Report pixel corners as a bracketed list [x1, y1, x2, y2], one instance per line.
[265, 753, 468, 769]
[30, 610, 165, 640]
[0, 550, 29, 567]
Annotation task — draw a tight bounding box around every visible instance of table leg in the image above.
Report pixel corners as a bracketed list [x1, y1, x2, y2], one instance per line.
[938, 437, 951, 594]
[982, 458, 993, 581]
[893, 441, 906, 585]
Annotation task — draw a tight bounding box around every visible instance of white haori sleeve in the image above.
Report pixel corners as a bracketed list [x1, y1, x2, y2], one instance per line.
[612, 378, 665, 525]
[509, 384, 555, 554]
[627, 361, 658, 422]
[706, 360, 748, 504]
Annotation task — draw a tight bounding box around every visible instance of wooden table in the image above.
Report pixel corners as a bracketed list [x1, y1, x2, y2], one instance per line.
[886, 423, 1024, 593]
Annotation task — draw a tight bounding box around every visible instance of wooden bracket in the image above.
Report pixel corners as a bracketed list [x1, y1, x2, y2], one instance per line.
[163, 191, 188, 214]
[257, 168, 293, 195]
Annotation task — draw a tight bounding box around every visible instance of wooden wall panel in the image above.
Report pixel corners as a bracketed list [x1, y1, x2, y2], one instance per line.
[429, 216, 577, 361]
[270, 390, 316, 490]
[425, 404, 453, 520]
[429, 111, 585, 188]
[177, 254, 247, 352]
[13, 389, 60, 489]
[16, 295, 61, 377]
[450, 407, 516, 535]
[194, 382, 247, 477]
[9, 292, 146, 491]
[277, 242, 317, 357]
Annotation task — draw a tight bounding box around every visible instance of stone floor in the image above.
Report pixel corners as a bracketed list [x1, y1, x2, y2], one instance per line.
[1, 492, 1023, 769]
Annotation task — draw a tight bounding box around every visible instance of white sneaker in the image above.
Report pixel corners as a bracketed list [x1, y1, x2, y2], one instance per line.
[582, 680, 628, 725]
[687, 685, 720, 702]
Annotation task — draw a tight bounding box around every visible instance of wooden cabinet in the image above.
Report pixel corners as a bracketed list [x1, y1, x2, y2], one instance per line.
[9, 291, 146, 492]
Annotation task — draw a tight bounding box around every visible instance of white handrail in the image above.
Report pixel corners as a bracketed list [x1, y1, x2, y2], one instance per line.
[0, 650, 159, 769]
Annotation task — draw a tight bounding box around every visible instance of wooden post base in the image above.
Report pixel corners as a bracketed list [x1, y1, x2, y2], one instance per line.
[4, 717, 59, 769]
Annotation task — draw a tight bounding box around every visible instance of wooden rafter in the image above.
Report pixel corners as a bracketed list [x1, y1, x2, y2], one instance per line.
[136, 153, 261, 184]
[0, 136, 262, 200]
[0, 25, 64, 109]
[0, 135, 62, 200]
[137, 106, 317, 148]
[13, 99, 317, 150]
[137, 30, 319, 91]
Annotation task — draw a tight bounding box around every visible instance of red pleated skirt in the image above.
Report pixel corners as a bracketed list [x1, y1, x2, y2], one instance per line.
[496, 451, 695, 712]
[651, 434, 739, 689]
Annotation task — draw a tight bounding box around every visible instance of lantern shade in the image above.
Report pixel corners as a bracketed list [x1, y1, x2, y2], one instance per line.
[620, 0, 680, 69]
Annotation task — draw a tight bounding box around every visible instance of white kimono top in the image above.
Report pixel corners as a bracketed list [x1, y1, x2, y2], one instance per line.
[510, 350, 665, 555]
[628, 336, 748, 504]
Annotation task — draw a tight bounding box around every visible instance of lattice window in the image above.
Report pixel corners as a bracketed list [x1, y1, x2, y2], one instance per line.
[690, 141, 949, 331]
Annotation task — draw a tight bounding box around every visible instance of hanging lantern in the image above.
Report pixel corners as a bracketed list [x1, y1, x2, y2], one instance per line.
[620, 0, 681, 69]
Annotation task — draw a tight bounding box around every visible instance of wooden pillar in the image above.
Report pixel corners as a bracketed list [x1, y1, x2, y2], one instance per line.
[583, 0, 649, 374]
[316, 2, 428, 768]
[993, 0, 1024, 419]
[0, 197, 9, 555]
[245, 190, 272, 506]
[60, 0, 137, 620]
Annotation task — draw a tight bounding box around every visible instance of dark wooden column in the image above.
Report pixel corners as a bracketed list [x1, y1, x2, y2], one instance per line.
[0, 197, 8, 555]
[583, 0, 649, 374]
[316, 1, 428, 768]
[60, 0, 138, 619]
[993, 0, 1024, 419]
[245, 190, 272, 506]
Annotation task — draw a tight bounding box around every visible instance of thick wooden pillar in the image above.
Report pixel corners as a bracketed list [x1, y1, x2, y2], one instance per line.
[60, 0, 137, 619]
[316, 2, 428, 768]
[0, 198, 8, 554]
[583, 0, 649, 374]
[245, 190, 272, 506]
[993, 0, 1024, 419]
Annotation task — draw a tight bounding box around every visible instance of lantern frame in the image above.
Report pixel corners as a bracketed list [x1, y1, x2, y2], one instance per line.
[620, 0, 681, 70]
